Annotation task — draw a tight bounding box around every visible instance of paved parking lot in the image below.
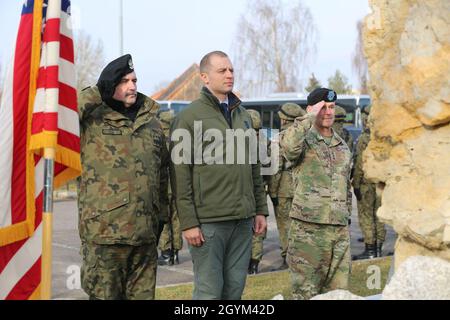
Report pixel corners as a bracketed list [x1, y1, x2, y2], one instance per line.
[52, 196, 396, 300]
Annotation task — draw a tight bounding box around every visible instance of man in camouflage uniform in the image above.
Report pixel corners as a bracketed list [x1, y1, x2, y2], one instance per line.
[332, 105, 354, 151]
[246, 109, 268, 274]
[268, 103, 305, 271]
[280, 88, 352, 300]
[77, 54, 169, 300]
[157, 110, 183, 265]
[352, 105, 386, 259]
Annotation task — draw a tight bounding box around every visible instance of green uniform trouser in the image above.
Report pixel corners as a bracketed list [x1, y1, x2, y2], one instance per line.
[274, 198, 292, 259]
[251, 231, 266, 261]
[189, 218, 253, 300]
[158, 207, 183, 251]
[287, 219, 351, 300]
[357, 183, 386, 245]
[80, 243, 157, 300]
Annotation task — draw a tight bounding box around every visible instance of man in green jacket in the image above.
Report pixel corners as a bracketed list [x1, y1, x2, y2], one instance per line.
[78, 54, 169, 300]
[170, 51, 268, 300]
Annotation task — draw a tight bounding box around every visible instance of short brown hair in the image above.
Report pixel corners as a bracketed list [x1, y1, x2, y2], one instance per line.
[200, 51, 229, 73]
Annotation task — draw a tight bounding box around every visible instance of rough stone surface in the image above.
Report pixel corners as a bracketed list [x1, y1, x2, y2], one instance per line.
[310, 290, 366, 301]
[363, 0, 450, 268]
[382, 256, 450, 300]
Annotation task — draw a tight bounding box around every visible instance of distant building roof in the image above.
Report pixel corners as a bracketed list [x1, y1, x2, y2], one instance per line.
[151, 63, 202, 101]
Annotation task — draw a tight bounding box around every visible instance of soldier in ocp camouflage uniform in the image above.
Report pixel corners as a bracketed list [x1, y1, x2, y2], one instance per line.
[268, 103, 305, 271]
[246, 109, 268, 274]
[352, 105, 386, 259]
[77, 54, 169, 300]
[280, 88, 352, 300]
[157, 110, 183, 265]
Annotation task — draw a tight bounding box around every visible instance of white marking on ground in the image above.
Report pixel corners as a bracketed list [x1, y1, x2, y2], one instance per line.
[53, 243, 79, 251]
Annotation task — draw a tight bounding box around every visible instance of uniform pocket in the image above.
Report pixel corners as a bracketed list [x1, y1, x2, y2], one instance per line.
[84, 190, 130, 220]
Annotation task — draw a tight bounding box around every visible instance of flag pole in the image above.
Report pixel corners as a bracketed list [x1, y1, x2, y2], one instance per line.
[41, 147, 55, 300]
[40, 0, 61, 300]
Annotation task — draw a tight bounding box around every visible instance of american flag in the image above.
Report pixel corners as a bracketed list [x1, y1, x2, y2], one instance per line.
[0, 0, 81, 300]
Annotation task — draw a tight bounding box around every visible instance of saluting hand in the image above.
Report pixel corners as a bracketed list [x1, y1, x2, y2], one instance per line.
[183, 227, 205, 247]
[306, 100, 326, 116]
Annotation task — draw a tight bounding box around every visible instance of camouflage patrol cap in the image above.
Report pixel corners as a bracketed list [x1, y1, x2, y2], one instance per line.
[158, 110, 175, 129]
[278, 103, 306, 121]
[362, 105, 371, 115]
[247, 109, 262, 129]
[334, 105, 347, 122]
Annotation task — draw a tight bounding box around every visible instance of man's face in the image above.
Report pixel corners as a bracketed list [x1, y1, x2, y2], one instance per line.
[315, 102, 335, 129]
[201, 55, 234, 96]
[113, 71, 137, 107]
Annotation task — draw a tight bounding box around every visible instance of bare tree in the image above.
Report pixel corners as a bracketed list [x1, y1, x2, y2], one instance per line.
[352, 20, 369, 94]
[74, 31, 105, 91]
[232, 0, 318, 98]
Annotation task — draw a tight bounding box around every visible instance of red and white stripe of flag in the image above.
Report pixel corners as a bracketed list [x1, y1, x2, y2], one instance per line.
[0, 0, 80, 300]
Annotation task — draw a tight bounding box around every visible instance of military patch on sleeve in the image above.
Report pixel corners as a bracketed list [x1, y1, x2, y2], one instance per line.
[244, 120, 251, 129]
[102, 128, 123, 135]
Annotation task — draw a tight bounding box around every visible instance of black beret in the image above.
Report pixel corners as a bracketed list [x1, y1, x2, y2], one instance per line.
[307, 88, 337, 106]
[97, 54, 135, 101]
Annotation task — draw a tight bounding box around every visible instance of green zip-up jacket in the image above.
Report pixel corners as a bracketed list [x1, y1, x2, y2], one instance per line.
[170, 87, 269, 231]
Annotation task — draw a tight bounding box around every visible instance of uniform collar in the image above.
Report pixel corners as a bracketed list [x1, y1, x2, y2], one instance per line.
[201, 87, 241, 111]
[310, 126, 343, 147]
[104, 93, 159, 123]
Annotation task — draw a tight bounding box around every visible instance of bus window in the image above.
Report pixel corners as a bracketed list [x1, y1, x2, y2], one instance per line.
[262, 111, 271, 129]
[272, 111, 281, 131]
[359, 97, 371, 109]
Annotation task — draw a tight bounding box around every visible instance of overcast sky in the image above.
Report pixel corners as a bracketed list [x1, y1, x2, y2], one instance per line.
[0, 0, 371, 96]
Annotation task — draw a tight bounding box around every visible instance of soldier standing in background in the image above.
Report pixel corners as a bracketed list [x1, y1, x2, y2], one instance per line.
[352, 105, 386, 259]
[246, 109, 268, 275]
[281, 88, 352, 300]
[77, 54, 169, 300]
[268, 103, 305, 271]
[157, 110, 183, 265]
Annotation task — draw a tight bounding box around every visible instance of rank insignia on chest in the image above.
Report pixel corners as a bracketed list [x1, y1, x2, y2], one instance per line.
[102, 128, 123, 135]
[244, 120, 250, 129]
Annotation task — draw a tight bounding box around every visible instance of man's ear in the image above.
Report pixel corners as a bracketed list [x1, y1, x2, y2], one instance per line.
[200, 72, 209, 85]
[306, 106, 312, 113]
